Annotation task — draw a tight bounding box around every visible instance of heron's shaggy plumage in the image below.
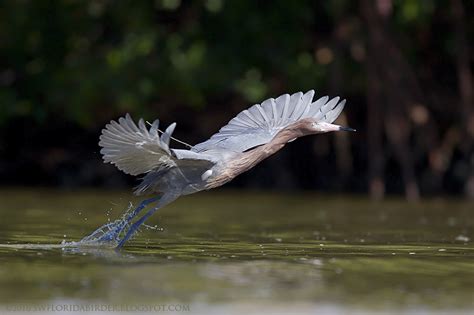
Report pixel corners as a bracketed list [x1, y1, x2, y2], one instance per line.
[99, 91, 348, 194]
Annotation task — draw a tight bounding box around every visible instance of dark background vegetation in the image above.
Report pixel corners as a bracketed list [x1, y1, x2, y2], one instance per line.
[0, 0, 473, 200]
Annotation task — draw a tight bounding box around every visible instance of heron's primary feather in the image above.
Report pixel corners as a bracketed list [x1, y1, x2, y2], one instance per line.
[192, 90, 346, 153]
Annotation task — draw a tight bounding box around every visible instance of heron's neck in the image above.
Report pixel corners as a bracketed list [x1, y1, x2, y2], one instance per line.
[244, 125, 308, 166]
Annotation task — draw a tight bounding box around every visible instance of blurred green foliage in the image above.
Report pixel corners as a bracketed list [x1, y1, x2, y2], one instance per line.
[0, 0, 314, 126]
[0, 0, 457, 127]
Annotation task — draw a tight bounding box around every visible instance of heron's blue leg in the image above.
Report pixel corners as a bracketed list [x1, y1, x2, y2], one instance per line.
[125, 195, 162, 222]
[107, 195, 162, 241]
[80, 195, 161, 244]
[116, 193, 179, 249]
[116, 208, 157, 248]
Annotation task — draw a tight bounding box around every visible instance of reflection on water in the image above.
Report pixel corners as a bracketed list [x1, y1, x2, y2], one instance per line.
[0, 189, 473, 313]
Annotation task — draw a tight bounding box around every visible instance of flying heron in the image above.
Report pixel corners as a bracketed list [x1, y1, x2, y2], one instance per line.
[81, 90, 355, 248]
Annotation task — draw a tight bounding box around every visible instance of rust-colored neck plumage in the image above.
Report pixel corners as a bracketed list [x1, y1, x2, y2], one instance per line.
[206, 119, 314, 188]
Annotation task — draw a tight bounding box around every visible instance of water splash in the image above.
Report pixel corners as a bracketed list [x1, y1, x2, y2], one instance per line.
[78, 203, 137, 246]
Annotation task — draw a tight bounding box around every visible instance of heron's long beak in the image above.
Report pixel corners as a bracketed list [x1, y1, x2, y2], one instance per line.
[319, 122, 356, 132]
[338, 126, 356, 132]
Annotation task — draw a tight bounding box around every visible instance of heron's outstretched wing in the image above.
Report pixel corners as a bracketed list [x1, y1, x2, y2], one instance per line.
[191, 90, 346, 153]
[100, 114, 214, 176]
[99, 114, 178, 175]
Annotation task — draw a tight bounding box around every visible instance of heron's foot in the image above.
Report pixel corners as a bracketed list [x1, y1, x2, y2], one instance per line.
[79, 203, 138, 245]
[79, 218, 131, 245]
[115, 217, 148, 249]
[77, 195, 166, 248]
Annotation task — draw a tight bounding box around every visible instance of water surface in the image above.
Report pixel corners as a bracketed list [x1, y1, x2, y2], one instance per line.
[0, 189, 473, 314]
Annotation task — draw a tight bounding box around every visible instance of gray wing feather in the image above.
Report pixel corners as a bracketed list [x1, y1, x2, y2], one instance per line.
[149, 119, 159, 138]
[100, 114, 176, 176]
[305, 96, 329, 117]
[323, 99, 346, 123]
[278, 94, 290, 125]
[314, 96, 340, 120]
[100, 115, 218, 196]
[288, 92, 304, 120]
[101, 114, 215, 177]
[192, 90, 346, 153]
[160, 122, 176, 151]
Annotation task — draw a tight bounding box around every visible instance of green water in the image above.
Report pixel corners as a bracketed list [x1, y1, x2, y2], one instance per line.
[0, 189, 473, 313]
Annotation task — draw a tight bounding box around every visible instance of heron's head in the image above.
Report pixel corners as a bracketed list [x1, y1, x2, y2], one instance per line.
[309, 120, 356, 134]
